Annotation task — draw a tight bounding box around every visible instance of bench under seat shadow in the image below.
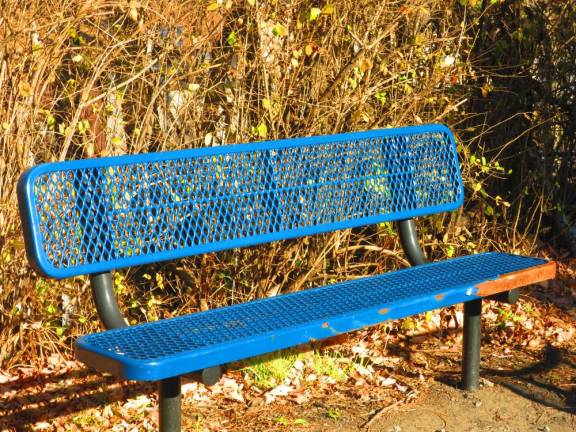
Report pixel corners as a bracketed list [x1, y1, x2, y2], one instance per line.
[18, 124, 556, 431]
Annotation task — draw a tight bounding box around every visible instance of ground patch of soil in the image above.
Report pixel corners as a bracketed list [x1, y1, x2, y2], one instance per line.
[180, 344, 575, 432]
[371, 379, 574, 432]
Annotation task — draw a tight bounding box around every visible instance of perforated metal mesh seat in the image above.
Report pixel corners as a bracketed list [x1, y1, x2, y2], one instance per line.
[76, 252, 546, 381]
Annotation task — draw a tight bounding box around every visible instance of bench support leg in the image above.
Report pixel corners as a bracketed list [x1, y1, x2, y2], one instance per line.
[462, 299, 482, 391]
[159, 376, 181, 432]
[90, 272, 128, 330]
[397, 219, 428, 266]
[201, 365, 223, 386]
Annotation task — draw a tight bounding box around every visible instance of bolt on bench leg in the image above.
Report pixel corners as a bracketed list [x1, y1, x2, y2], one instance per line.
[462, 299, 482, 391]
[159, 376, 181, 432]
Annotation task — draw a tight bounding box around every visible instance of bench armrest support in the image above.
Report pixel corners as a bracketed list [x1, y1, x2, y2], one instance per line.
[397, 219, 427, 266]
[90, 273, 128, 330]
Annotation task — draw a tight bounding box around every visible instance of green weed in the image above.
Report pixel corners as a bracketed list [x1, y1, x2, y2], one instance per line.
[326, 407, 341, 421]
[310, 351, 355, 382]
[242, 350, 302, 389]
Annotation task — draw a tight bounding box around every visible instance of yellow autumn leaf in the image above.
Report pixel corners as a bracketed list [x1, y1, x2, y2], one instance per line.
[481, 82, 493, 98]
[309, 7, 321, 21]
[305, 44, 313, 56]
[360, 58, 372, 72]
[206, 2, 220, 11]
[272, 23, 287, 37]
[322, 4, 335, 14]
[19, 81, 32, 98]
[256, 122, 267, 138]
[128, 5, 138, 21]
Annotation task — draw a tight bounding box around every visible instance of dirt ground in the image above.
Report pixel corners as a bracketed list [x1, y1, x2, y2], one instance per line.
[373, 379, 574, 432]
[0, 337, 574, 432]
[372, 347, 576, 432]
[179, 343, 575, 432]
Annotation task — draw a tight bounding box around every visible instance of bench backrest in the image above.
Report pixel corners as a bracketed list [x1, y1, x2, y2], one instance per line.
[18, 124, 463, 279]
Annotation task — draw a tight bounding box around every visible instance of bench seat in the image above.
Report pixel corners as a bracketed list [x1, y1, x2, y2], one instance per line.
[76, 252, 553, 381]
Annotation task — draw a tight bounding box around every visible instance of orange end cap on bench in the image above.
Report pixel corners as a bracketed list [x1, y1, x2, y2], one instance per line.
[475, 261, 557, 297]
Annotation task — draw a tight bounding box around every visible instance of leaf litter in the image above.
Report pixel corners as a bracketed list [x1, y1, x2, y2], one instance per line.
[0, 260, 574, 431]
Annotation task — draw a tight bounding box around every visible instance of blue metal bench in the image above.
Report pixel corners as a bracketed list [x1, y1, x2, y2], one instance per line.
[18, 124, 556, 431]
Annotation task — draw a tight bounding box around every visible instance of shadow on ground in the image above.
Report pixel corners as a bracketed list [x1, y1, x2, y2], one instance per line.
[0, 368, 154, 431]
[432, 342, 575, 412]
[484, 345, 576, 414]
[1, 342, 574, 431]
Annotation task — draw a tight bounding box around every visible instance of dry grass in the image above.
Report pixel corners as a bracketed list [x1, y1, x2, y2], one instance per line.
[0, 0, 566, 368]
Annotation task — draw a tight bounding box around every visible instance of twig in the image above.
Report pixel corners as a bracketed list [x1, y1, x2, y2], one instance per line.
[58, 38, 137, 161]
[316, 23, 398, 106]
[432, 98, 468, 123]
[335, 245, 410, 267]
[81, 59, 158, 107]
[362, 390, 417, 430]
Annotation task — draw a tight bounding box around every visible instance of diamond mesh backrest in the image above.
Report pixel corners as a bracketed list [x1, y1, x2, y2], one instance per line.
[18, 125, 463, 278]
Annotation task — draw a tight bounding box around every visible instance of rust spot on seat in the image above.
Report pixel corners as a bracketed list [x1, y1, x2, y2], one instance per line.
[378, 308, 389, 315]
[435, 293, 445, 301]
[476, 261, 556, 297]
[322, 322, 329, 328]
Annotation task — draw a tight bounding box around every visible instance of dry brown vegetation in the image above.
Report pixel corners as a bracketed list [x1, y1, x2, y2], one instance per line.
[0, 0, 574, 371]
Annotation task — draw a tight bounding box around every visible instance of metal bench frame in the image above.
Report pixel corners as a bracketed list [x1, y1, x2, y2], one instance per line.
[89, 219, 523, 430]
[18, 125, 555, 431]
[91, 218, 484, 430]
